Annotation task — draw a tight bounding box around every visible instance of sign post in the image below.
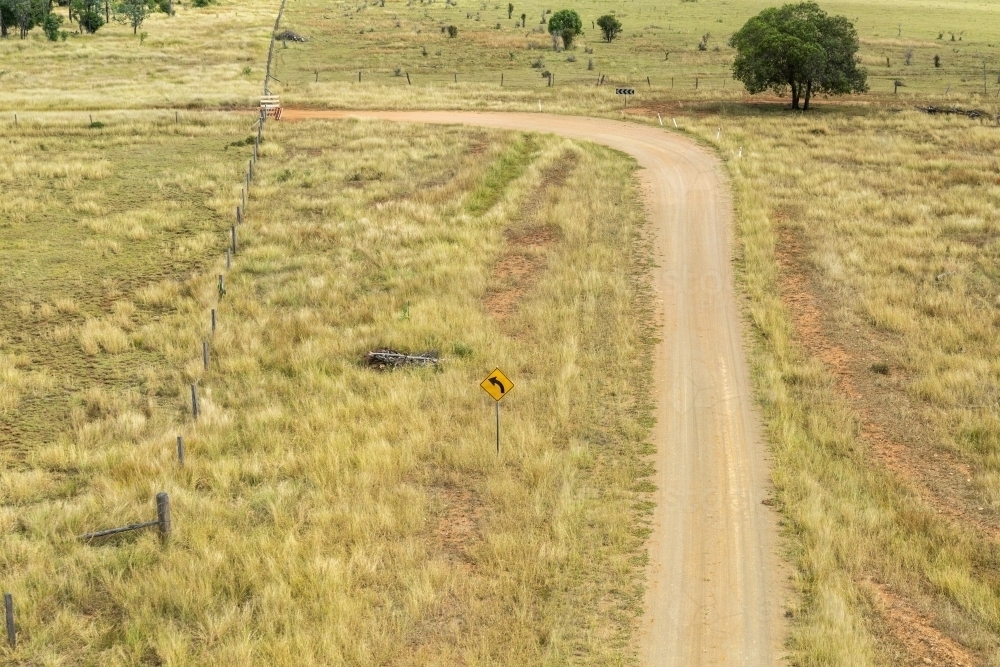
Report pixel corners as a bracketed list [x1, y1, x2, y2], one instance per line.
[480, 368, 513, 453]
[616, 87, 635, 109]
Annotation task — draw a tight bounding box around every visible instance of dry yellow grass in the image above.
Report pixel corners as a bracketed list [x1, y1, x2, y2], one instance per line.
[5, 0, 1000, 661]
[0, 1, 271, 111]
[1, 117, 655, 664]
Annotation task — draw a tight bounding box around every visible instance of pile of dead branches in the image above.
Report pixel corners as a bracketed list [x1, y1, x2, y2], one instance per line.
[275, 30, 308, 42]
[916, 105, 996, 122]
[364, 348, 439, 369]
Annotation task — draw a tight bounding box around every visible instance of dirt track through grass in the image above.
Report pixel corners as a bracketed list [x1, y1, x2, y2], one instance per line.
[287, 109, 785, 666]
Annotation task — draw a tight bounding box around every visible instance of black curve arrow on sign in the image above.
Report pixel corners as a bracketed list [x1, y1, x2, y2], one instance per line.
[488, 377, 506, 394]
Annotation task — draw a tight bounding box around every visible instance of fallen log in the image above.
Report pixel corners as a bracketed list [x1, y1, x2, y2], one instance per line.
[916, 105, 996, 122]
[275, 29, 308, 42]
[365, 348, 438, 369]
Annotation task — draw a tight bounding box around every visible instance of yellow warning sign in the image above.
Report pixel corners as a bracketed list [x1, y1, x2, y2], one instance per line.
[480, 368, 513, 401]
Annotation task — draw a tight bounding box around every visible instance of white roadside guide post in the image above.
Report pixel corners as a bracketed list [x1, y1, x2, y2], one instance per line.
[480, 368, 514, 454]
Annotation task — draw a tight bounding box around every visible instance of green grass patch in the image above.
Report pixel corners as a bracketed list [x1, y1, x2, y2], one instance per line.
[465, 134, 538, 215]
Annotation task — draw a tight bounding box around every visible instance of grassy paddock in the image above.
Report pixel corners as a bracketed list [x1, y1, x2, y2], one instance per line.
[0, 112, 249, 469]
[272, 0, 1000, 104]
[0, 117, 655, 664]
[4, 0, 1000, 112]
[5, 0, 1000, 663]
[0, 1, 271, 111]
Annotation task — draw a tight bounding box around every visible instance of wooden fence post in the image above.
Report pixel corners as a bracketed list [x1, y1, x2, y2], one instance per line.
[202, 341, 209, 370]
[231, 226, 237, 254]
[211, 308, 216, 333]
[177, 435, 184, 464]
[191, 384, 199, 419]
[226, 248, 231, 270]
[236, 206, 242, 225]
[4, 593, 14, 649]
[156, 492, 171, 542]
[406, 72, 411, 85]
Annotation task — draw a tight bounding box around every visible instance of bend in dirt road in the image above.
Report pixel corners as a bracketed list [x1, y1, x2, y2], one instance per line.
[282, 110, 784, 666]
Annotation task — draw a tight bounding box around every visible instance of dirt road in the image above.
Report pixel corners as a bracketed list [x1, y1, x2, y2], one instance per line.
[282, 110, 783, 666]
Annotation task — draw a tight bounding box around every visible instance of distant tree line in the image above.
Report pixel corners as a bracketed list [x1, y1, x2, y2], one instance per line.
[0, 0, 192, 39]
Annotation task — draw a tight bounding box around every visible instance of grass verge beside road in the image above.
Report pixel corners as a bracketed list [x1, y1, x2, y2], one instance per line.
[675, 105, 1000, 665]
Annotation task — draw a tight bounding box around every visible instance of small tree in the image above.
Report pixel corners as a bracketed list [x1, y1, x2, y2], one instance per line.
[42, 10, 62, 39]
[71, 0, 104, 31]
[507, 2, 512, 19]
[729, 2, 867, 110]
[115, 0, 150, 33]
[547, 9, 581, 49]
[3, 0, 47, 38]
[596, 14, 620, 43]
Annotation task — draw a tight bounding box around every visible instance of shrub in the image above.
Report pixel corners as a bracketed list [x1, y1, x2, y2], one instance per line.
[43, 12, 63, 41]
[596, 14, 621, 42]
[697, 32, 710, 50]
[934, 54, 941, 67]
[77, 8, 104, 32]
[446, 24, 457, 37]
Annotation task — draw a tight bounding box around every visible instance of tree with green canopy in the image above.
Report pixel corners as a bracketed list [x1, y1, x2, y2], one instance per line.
[0, 0, 48, 38]
[596, 14, 621, 43]
[547, 9, 581, 49]
[115, 0, 151, 33]
[729, 2, 867, 110]
[70, 0, 104, 32]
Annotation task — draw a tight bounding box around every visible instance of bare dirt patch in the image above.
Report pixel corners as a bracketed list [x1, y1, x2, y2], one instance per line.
[433, 486, 483, 570]
[869, 582, 981, 667]
[481, 157, 573, 320]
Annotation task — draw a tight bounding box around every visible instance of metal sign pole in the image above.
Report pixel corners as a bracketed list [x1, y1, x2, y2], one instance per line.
[480, 368, 513, 456]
